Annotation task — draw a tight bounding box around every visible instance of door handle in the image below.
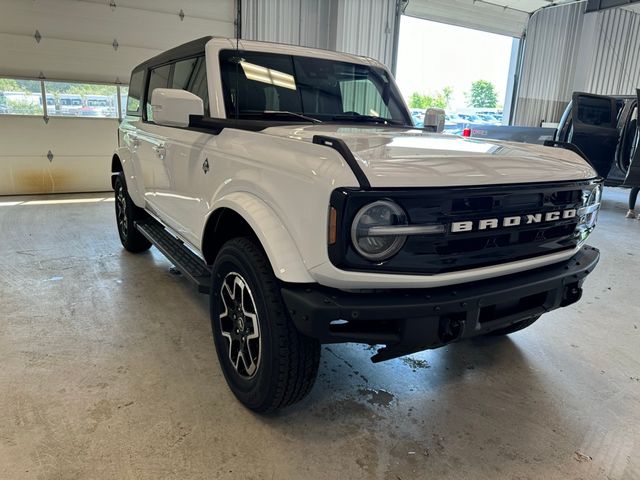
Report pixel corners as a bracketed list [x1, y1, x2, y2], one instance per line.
[127, 134, 140, 148]
[153, 145, 166, 159]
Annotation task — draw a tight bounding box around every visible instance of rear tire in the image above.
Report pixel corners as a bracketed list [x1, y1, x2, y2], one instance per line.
[485, 315, 541, 336]
[114, 172, 151, 253]
[210, 237, 320, 413]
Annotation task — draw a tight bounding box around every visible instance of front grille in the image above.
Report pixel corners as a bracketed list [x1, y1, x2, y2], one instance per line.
[329, 180, 599, 275]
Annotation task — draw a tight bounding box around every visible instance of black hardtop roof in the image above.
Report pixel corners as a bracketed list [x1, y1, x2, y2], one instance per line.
[132, 36, 213, 73]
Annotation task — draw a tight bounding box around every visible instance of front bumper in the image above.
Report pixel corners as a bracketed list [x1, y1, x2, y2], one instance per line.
[281, 246, 599, 362]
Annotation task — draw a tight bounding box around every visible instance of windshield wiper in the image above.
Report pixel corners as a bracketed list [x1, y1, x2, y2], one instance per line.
[261, 110, 322, 123]
[331, 114, 405, 126]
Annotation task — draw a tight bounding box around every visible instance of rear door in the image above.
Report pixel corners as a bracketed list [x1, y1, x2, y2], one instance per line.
[569, 92, 619, 178]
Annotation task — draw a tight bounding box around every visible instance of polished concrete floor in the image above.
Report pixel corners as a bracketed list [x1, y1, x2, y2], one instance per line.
[0, 187, 638, 480]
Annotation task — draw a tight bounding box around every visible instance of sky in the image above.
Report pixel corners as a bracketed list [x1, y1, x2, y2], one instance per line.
[395, 16, 516, 112]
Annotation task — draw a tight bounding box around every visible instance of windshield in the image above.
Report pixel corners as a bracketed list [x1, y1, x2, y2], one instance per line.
[219, 50, 411, 125]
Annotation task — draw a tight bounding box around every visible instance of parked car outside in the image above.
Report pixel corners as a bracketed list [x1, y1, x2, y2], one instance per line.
[59, 94, 83, 115]
[410, 108, 425, 127]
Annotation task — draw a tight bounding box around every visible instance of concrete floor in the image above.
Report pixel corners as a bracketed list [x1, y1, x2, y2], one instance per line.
[0, 188, 638, 480]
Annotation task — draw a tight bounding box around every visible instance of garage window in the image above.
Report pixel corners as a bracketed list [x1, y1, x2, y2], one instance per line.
[44, 81, 118, 118]
[0, 78, 43, 115]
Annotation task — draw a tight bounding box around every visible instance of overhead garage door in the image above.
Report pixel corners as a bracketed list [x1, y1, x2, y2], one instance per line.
[404, 0, 530, 37]
[0, 0, 234, 195]
[404, 0, 585, 38]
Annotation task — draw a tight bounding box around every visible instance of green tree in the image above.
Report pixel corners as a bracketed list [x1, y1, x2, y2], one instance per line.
[466, 80, 498, 108]
[0, 78, 20, 92]
[408, 86, 453, 110]
[7, 99, 41, 115]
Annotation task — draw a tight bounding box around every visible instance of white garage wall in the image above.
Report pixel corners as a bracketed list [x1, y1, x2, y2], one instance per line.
[513, 2, 585, 126]
[242, 0, 337, 52]
[514, 2, 640, 126]
[335, 0, 397, 69]
[0, 0, 234, 195]
[584, 7, 640, 95]
[241, 0, 398, 68]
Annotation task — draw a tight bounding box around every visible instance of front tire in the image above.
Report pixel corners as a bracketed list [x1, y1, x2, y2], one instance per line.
[114, 172, 151, 253]
[210, 237, 320, 413]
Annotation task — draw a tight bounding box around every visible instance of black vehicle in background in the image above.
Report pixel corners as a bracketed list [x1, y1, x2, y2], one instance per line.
[555, 92, 638, 186]
[467, 91, 639, 186]
[622, 90, 640, 188]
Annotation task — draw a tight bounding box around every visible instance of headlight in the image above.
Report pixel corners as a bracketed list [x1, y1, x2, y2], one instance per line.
[577, 184, 602, 238]
[351, 200, 408, 261]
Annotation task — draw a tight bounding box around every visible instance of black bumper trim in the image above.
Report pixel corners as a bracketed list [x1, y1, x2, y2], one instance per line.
[281, 246, 599, 361]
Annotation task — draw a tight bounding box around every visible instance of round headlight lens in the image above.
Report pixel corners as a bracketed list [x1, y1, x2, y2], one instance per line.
[351, 200, 407, 261]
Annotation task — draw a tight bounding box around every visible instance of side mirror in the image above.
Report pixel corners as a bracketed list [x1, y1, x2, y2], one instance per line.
[151, 88, 203, 127]
[425, 108, 445, 133]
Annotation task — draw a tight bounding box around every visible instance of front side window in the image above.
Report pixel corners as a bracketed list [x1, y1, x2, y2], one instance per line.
[173, 56, 209, 116]
[145, 64, 171, 121]
[219, 50, 409, 125]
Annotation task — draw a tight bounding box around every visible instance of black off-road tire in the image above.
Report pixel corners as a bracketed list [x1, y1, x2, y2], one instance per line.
[210, 237, 321, 413]
[486, 315, 541, 336]
[114, 172, 151, 253]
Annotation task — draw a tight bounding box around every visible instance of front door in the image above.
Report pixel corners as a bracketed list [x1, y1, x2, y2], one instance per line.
[569, 92, 620, 178]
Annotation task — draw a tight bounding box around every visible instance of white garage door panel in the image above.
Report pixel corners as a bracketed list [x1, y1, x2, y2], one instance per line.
[404, 0, 529, 37]
[0, 156, 111, 195]
[0, 0, 233, 52]
[0, 33, 159, 84]
[78, 0, 234, 20]
[0, 117, 117, 195]
[0, 0, 234, 83]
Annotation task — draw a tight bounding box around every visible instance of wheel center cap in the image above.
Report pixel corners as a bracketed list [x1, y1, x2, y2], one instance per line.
[237, 315, 245, 331]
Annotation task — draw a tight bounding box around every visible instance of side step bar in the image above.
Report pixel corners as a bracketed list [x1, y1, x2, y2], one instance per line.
[135, 218, 211, 294]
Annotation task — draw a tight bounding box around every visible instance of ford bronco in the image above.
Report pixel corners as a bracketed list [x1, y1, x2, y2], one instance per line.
[112, 37, 601, 412]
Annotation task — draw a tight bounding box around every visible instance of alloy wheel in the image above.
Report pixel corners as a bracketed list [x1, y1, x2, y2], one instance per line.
[116, 185, 128, 239]
[219, 272, 262, 378]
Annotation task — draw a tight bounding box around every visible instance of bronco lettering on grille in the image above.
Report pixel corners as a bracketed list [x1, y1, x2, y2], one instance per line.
[451, 209, 577, 233]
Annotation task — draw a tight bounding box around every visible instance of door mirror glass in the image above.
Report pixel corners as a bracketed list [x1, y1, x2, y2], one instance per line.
[425, 108, 445, 133]
[150, 88, 203, 127]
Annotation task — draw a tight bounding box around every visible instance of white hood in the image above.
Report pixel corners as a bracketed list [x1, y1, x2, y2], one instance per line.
[262, 125, 598, 188]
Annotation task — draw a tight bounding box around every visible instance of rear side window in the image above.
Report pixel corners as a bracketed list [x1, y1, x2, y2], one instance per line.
[173, 56, 209, 117]
[145, 64, 171, 121]
[126, 70, 144, 116]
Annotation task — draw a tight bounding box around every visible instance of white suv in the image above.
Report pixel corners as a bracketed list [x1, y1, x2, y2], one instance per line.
[112, 37, 602, 412]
